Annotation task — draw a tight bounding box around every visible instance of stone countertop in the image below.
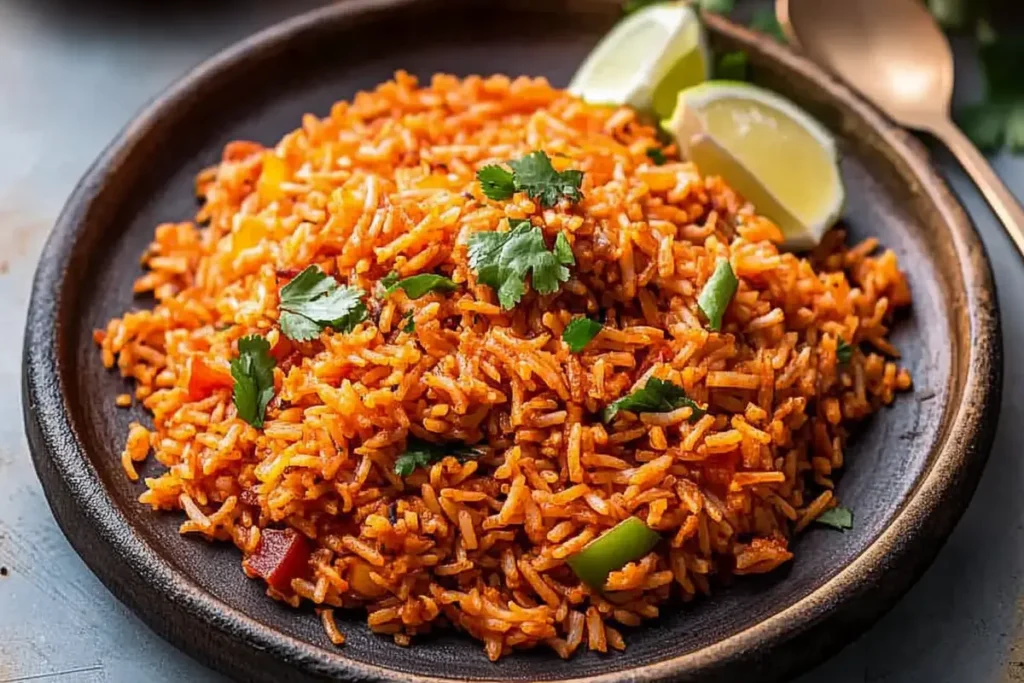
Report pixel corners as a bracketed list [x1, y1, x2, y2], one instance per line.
[1, 2, 1022, 681]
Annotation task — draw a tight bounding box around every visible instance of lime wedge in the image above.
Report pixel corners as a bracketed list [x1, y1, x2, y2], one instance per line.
[662, 81, 845, 250]
[569, 3, 709, 120]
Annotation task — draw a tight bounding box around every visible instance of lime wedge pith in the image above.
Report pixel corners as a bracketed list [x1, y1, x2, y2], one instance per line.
[663, 81, 846, 250]
[569, 3, 709, 120]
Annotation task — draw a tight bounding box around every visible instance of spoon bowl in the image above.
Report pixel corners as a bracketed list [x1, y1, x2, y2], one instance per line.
[780, 0, 1024, 259]
[779, 0, 953, 129]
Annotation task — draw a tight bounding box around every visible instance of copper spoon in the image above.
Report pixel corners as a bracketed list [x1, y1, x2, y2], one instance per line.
[778, 0, 1024, 257]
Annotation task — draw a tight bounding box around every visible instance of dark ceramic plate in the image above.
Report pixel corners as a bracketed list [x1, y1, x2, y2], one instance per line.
[23, 1, 1001, 681]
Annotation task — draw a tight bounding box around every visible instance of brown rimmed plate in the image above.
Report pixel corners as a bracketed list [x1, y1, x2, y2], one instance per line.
[22, 1, 1001, 681]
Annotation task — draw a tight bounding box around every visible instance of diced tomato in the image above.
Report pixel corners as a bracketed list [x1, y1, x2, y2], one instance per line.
[703, 450, 741, 490]
[239, 486, 260, 507]
[243, 528, 310, 593]
[636, 344, 674, 379]
[269, 337, 293, 363]
[187, 356, 234, 401]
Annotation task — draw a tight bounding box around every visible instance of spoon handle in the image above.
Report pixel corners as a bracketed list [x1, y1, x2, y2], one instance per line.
[927, 117, 1024, 258]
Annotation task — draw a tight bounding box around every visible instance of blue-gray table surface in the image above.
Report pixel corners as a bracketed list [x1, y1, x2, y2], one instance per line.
[1, 2, 1022, 681]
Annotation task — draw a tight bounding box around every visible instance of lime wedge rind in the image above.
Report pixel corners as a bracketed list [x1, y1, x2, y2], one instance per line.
[568, 3, 710, 119]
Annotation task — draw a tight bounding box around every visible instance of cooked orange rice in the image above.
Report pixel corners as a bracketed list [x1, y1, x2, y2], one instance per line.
[96, 71, 912, 660]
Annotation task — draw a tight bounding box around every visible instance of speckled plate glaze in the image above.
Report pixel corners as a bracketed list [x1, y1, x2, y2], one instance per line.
[22, 1, 1001, 681]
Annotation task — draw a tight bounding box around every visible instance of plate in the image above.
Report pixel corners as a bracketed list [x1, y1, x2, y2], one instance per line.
[22, 1, 1001, 681]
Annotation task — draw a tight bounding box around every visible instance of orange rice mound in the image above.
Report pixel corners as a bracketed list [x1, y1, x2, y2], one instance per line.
[96, 71, 912, 660]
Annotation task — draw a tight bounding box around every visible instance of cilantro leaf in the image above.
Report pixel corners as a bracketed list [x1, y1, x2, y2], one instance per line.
[230, 335, 276, 428]
[394, 436, 483, 477]
[553, 232, 574, 266]
[646, 147, 667, 165]
[468, 223, 575, 309]
[477, 165, 515, 201]
[508, 151, 584, 207]
[280, 265, 337, 305]
[836, 336, 854, 364]
[376, 271, 400, 298]
[278, 265, 367, 341]
[603, 377, 706, 423]
[697, 258, 739, 332]
[382, 273, 458, 299]
[401, 312, 416, 334]
[476, 152, 585, 208]
[814, 506, 853, 531]
[279, 311, 323, 342]
[562, 317, 603, 353]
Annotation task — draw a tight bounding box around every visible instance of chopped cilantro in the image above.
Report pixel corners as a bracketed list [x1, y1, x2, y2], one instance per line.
[230, 335, 276, 428]
[645, 147, 668, 165]
[562, 317, 603, 353]
[393, 436, 483, 477]
[476, 151, 584, 207]
[377, 271, 400, 297]
[836, 337, 854, 364]
[476, 165, 516, 201]
[603, 377, 706, 423]
[382, 273, 458, 300]
[814, 506, 854, 531]
[278, 265, 367, 341]
[401, 312, 416, 334]
[468, 222, 575, 309]
[697, 258, 739, 332]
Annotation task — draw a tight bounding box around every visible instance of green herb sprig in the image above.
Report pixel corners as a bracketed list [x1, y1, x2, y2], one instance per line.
[394, 436, 483, 477]
[645, 147, 668, 165]
[562, 317, 603, 353]
[278, 265, 367, 342]
[468, 221, 575, 309]
[815, 506, 854, 531]
[603, 377, 706, 423]
[836, 337, 854, 364]
[476, 151, 585, 207]
[379, 272, 458, 300]
[230, 335, 276, 428]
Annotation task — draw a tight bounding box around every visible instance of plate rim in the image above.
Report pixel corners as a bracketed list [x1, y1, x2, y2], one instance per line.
[22, 2, 1002, 682]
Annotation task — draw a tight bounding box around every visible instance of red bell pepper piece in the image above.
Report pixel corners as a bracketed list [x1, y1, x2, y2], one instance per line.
[243, 528, 310, 593]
